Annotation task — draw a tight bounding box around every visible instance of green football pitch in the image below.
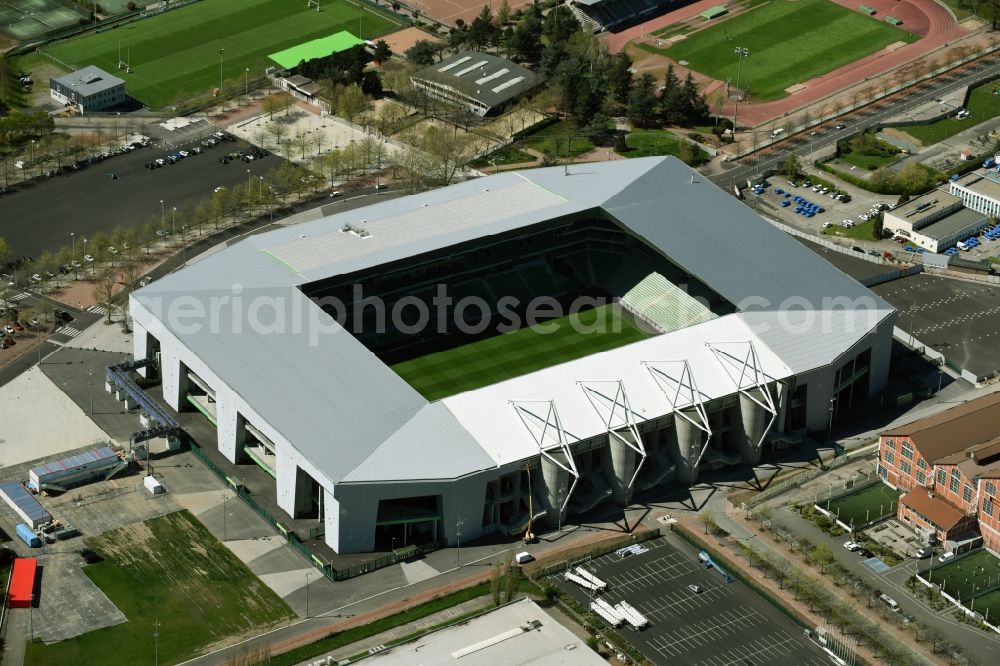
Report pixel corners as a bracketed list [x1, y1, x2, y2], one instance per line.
[43, 0, 400, 108]
[665, 0, 918, 101]
[824, 481, 900, 528]
[391, 304, 651, 401]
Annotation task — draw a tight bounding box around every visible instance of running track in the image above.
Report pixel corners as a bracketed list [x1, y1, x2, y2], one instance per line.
[603, 0, 969, 127]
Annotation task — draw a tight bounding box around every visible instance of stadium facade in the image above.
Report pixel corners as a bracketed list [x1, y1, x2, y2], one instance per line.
[130, 157, 895, 553]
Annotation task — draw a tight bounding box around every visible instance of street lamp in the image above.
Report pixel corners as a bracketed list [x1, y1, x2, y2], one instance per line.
[305, 571, 311, 618]
[827, 396, 836, 442]
[456, 515, 465, 567]
[70, 232, 75, 256]
[244, 67, 250, 101]
[733, 47, 749, 136]
[160, 199, 164, 229]
[219, 48, 225, 97]
[221, 494, 228, 541]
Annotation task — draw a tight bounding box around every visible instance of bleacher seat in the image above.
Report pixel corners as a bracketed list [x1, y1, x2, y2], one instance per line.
[620, 272, 718, 333]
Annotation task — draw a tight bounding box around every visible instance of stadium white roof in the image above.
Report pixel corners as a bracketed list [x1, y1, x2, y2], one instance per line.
[133, 157, 894, 487]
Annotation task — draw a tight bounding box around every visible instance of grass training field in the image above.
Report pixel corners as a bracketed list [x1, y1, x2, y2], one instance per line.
[42, 0, 399, 108]
[521, 119, 597, 157]
[924, 549, 1000, 603]
[901, 83, 1000, 145]
[392, 304, 650, 401]
[663, 0, 918, 101]
[24, 511, 294, 666]
[825, 481, 900, 527]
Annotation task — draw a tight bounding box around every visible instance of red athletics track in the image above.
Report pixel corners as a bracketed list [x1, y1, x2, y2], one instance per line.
[404, 0, 533, 27]
[603, 0, 968, 128]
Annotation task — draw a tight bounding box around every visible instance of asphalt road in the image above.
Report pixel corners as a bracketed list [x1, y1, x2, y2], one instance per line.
[710, 55, 1000, 191]
[0, 137, 285, 261]
[772, 506, 1000, 664]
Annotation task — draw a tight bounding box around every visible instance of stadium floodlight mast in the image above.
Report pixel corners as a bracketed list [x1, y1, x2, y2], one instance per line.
[218, 48, 225, 98]
[732, 46, 749, 137]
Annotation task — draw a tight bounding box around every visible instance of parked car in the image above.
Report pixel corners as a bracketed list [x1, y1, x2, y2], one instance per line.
[83, 254, 94, 263]
[938, 551, 955, 563]
[687, 584, 704, 594]
[107, 247, 118, 255]
[835, 123, 847, 130]
[843, 540, 861, 552]
[71, 260, 82, 269]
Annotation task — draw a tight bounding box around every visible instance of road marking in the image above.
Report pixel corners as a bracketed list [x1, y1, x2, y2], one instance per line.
[87, 305, 109, 315]
[55, 326, 82, 338]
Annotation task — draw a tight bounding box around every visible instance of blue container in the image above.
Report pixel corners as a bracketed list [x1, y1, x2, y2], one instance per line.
[16, 523, 41, 548]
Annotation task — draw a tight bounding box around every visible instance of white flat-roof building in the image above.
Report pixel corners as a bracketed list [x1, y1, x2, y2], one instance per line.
[50, 65, 126, 114]
[883, 190, 988, 252]
[950, 170, 1000, 219]
[130, 157, 895, 554]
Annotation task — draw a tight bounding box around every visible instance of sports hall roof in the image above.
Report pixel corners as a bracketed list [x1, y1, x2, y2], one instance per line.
[133, 157, 894, 487]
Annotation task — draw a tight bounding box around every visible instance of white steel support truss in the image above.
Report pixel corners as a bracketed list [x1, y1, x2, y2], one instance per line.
[642, 360, 713, 469]
[576, 380, 647, 491]
[706, 341, 778, 449]
[509, 400, 580, 515]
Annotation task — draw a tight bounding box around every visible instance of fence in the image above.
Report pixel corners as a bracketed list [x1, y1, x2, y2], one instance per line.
[733, 42, 1000, 160]
[893, 326, 986, 384]
[745, 444, 877, 510]
[188, 440, 446, 582]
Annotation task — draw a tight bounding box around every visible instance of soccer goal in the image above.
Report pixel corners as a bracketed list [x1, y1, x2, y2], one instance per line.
[306, 0, 321, 11]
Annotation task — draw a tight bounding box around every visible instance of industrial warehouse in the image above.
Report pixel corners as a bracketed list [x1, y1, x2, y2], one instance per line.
[128, 157, 896, 554]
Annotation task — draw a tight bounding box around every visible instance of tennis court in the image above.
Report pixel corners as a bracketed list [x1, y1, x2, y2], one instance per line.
[825, 482, 900, 529]
[0, 0, 84, 41]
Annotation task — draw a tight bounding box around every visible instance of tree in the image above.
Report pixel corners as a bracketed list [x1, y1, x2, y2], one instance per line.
[94, 267, 117, 324]
[660, 64, 685, 125]
[419, 125, 477, 184]
[510, 14, 543, 64]
[405, 40, 438, 66]
[784, 153, 801, 178]
[872, 212, 884, 240]
[337, 85, 369, 122]
[627, 73, 658, 128]
[542, 5, 580, 44]
[607, 52, 633, 106]
[498, 0, 511, 25]
[372, 40, 392, 64]
[468, 5, 499, 51]
[0, 237, 9, 272]
[811, 543, 835, 573]
[262, 95, 281, 120]
[267, 121, 289, 153]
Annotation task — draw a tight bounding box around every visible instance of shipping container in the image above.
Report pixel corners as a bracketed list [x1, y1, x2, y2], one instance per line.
[8, 558, 37, 608]
[15, 523, 41, 548]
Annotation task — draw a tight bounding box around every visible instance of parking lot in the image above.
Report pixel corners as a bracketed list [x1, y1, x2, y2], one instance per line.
[0, 132, 286, 260]
[551, 535, 832, 666]
[873, 273, 1000, 378]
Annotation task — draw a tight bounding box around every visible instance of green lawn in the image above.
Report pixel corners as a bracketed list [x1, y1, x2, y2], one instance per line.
[391, 304, 649, 401]
[41, 0, 399, 108]
[901, 83, 1000, 146]
[664, 0, 918, 101]
[823, 481, 900, 528]
[839, 151, 901, 171]
[823, 218, 877, 240]
[25, 511, 294, 666]
[924, 549, 1000, 603]
[521, 119, 596, 157]
[619, 129, 709, 164]
[471, 146, 536, 168]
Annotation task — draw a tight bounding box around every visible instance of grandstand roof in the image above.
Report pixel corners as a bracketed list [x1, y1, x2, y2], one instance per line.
[134, 157, 894, 486]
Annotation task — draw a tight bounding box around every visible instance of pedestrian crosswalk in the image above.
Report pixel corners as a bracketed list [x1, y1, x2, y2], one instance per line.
[87, 305, 109, 316]
[8, 293, 30, 302]
[55, 326, 83, 338]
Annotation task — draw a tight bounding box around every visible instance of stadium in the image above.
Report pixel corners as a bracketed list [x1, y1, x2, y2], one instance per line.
[129, 157, 895, 554]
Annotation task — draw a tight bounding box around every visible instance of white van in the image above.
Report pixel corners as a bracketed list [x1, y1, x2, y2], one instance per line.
[771, 128, 785, 138]
[956, 109, 971, 119]
[515, 551, 534, 564]
[879, 594, 900, 612]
